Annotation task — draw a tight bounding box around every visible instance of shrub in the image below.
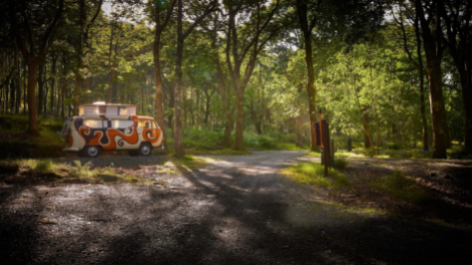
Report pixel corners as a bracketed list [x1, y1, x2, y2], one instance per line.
[387, 142, 402, 150]
[448, 146, 472, 159]
[333, 157, 348, 170]
[370, 170, 429, 202]
[70, 160, 94, 178]
[384, 170, 416, 190]
[34, 160, 53, 171]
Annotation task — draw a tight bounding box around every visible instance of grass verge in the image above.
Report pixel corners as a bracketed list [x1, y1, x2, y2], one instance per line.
[282, 163, 351, 189]
[369, 170, 429, 202]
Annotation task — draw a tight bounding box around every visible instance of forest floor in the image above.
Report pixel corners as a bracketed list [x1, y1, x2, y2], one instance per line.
[1, 151, 471, 265]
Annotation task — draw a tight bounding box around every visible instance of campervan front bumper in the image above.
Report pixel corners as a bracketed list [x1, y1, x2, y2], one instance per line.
[63, 147, 79, 152]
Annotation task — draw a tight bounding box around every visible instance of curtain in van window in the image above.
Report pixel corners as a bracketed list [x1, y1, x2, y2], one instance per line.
[83, 120, 103, 128]
[112, 120, 134, 128]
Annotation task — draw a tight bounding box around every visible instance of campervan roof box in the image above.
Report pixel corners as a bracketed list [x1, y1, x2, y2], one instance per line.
[79, 102, 136, 116]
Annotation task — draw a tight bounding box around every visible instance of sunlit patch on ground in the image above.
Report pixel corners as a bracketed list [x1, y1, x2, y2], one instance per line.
[1, 151, 472, 264]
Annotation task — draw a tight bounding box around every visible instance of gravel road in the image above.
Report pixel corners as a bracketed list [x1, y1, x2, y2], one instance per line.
[1, 151, 471, 265]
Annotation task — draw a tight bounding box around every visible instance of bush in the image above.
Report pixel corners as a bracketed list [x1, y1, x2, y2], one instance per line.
[387, 142, 402, 150]
[448, 146, 472, 159]
[182, 127, 225, 150]
[370, 170, 428, 202]
[364, 148, 374, 157]
[333, 157, 348, 170]
[34, 160, 53, 171]
[384, 170, 415, 190]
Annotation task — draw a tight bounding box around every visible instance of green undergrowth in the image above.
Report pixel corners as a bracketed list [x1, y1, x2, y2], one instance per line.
[0, 115, 64, 159]
[185, 148, 252, 156]
[448, 145, 472, 159]
[369, 170, 429, 202]
[0, 159, 153, 184]
[172, 155, 217, 170]
[332, 157, 349, 170]
[168, 127, 309, 154]
[305, 150, 321, 156]
[282, 163, 351, 189]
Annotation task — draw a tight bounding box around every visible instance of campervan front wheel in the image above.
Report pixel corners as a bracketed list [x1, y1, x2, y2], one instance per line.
[84, 146, 100, 158]
[138, 143, 152, 156]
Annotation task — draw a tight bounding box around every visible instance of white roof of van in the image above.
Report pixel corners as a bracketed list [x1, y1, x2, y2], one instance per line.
[73, 115, 156, 120]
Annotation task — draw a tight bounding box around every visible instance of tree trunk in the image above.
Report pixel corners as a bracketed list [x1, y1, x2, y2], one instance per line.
[59, 77, 65, 117]
[458, 67, 472, 150]
[16, 69, 21, 114]
[233, 86, 245, 150]
[9, 77, 15, 114]
[212, 43, 232, 147]
[38, 62, 44, 116]
[204, 90, 211, 125]
[23, 61, 27, 115]
[173, 0, 185, 156]
[362, 113, 373, 149]
[296, 0, 317, 151]
[416, 0, 448, 158]
[426, 60, 448, 157]
[50, 58, 56, 116]
[27, 63, 39, 135]
[153, 39, 168, 150]
[414, 13, 429, 151]
[296, 83, 303, 147]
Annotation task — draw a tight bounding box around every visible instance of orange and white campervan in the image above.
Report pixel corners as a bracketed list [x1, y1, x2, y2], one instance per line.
[59, 102, 163, 158]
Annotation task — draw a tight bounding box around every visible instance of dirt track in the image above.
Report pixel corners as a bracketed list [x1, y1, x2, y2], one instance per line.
[1, 151, 471, 264]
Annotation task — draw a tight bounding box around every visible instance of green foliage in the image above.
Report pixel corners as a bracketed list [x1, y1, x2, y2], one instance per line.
[71, 161, 94, 179]
[245, 134, 277, 149]
[448, 145, 472, 159]
[333, 157, 349, 170]
[283, 163, 351, 189]
[34, 160, 54, 172]
[183, 127, 224, 151]
[370, 170, 429, 202]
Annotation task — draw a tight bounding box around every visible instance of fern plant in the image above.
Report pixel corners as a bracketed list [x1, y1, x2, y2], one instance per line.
[71, 160, 93, 178]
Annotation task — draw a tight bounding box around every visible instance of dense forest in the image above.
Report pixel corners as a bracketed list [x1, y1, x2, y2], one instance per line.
[0, 0, 470, 159]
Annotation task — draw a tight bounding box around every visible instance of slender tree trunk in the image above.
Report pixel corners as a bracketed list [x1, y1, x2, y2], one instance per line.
[416, 0, 448, 158]
[426, 59, 448, 157]
[296, 0, 317, 151]
[204, 90, 212, 125]
[50, 58, 56, 116]
[58, 77, 64, 117]
[233, 86, 245, 150]
[16, 67, 21, 114]
[9, 76, 15, 114]
[27, 63, 39, 135]
[108, 21, 115, 103]
[414, 13, 429, 151]
[38, 62, 44, 116]
[296, 83, 303, 147]
[352, 67, 374, 152]
[458, 66, 472, 149]
[213, 44, 232, 147]
[44, 62, 49, 116]
[362, 113, 373, 149]
[23, 61, 27, 115]
[173, 0, 185, 156]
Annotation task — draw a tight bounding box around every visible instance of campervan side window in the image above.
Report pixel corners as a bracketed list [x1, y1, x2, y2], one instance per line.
[83, 120, 103, 128]
[112, 120, 134, 129]
[138, 120, 151, 129]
